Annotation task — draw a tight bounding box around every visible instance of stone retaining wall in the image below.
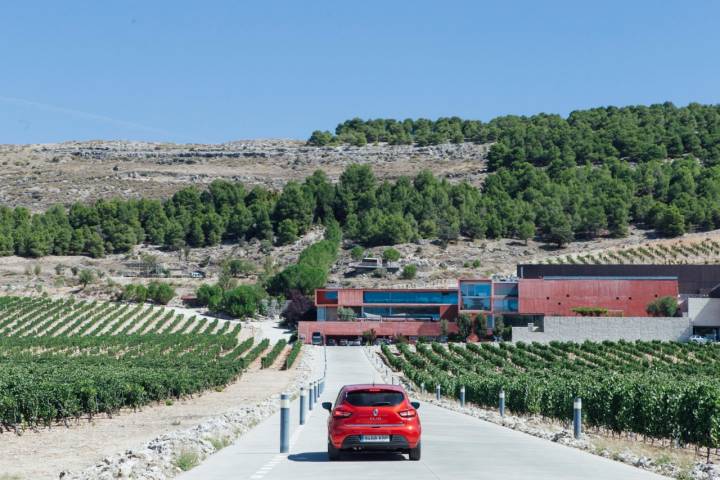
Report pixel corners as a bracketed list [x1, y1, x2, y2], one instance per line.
[512, 316, 692, 343]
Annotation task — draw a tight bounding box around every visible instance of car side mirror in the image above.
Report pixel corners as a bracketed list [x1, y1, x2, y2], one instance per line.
[411, 401, 420, 410]
[322, 402, 333, 412]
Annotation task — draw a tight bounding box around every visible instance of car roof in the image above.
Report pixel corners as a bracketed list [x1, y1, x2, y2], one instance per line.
[341, 384, 405, 393]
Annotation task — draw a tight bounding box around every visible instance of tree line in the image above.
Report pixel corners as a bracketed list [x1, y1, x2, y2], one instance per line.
[1, 155, 720, 259]
[194, 220, 341, 318]
[307, 103, 720, 170]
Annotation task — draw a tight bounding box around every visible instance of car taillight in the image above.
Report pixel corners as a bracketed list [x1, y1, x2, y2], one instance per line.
[333, 409, 352, 418]
[399, 409, 416, 418]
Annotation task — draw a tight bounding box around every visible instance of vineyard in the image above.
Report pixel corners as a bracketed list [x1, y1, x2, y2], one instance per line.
[382, 340, 720, 456]
[0, 296, 298, 431]
[541, 238, 720, 266]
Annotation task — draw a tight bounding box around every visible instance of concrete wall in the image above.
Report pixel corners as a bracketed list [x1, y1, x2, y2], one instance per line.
[687, 298, 720, 327]
[512, 316, 692, 343]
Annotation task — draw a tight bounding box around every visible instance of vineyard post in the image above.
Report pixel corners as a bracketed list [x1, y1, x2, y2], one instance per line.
[573, 397, 582, 439]
[280, 392, 290, 453]
[309, 382, 315, 411]
[436, 384, 441, 400]
[299, 387, 306, 425]
[499, 389, 505, 417]
[460, 386, 465, 407]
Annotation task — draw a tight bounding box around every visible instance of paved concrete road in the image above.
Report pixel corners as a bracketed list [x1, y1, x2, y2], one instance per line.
[181, 347, 668, 480]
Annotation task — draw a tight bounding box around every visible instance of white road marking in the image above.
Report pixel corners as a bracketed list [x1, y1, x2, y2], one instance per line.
[248, 401, 319, 478]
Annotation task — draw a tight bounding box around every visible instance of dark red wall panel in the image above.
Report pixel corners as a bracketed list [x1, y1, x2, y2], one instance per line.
[518, 279, 679, 317]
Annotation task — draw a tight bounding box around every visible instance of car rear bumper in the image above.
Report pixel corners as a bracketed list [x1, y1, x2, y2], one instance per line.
[330, 426, 420, 450]
[340, 434, 411, 451]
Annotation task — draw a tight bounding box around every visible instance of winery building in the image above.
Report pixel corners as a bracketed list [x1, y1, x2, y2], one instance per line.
[297, 265, 711, 343]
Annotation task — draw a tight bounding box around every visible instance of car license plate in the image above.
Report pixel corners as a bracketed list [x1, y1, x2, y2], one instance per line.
[361, 435, 390, 443]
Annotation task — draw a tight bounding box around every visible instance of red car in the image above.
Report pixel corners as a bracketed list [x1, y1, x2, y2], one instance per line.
[322, 384, 422, 461]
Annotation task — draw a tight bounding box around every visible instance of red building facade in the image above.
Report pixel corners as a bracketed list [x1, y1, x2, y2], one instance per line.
[518, 277, 679, 317]
[299, 276, 681, 343]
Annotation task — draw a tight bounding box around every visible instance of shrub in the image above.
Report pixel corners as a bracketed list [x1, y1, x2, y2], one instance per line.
[78, 269, 95, 288]
[571, 306, 609, 317]
[646, 296, 679, 317]
[337, 307, 355, 321]
[226, 259, 255, 277]
[122, 283, 148, 303]
[350, 246, 365, 261]
[440, 318, 449, 337]
[457, 313, 472, 340]
[196, 283, 223, 311]
[362, 328, 378, 345]
[401, 264, 417, 280]
[207, 436, 231, 451]
[148, 281, 175, 305]
[281, 290, 315, 326]
[174, 450, 199, 471]
[475, 314, 488, 338]
[221, 284, 266, 318]
[382, 248, 401, 262]
[493, 315, 505, 337]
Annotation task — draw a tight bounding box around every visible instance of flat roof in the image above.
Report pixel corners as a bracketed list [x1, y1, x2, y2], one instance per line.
[539, 276, 678, 281]
[317, 287, 457, 292]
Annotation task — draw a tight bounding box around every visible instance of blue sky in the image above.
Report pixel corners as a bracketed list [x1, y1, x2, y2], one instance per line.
[1, 0, 719, 144]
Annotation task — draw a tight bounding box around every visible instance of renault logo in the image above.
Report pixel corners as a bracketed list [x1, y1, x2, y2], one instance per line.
[372, 408, 379, 416]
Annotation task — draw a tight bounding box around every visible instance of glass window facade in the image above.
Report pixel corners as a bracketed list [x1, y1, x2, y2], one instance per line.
[460, 281, 492, 311]
[494, 282, 518, 296]
[460, 282, 491, 297]
[493, 298, 519, 312]
[363, 291, 457, 305]
[461, 296, 491, 310]
[363, 306, 441, 320]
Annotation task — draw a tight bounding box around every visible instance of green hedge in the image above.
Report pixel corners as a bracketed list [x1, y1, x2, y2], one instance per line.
[240, 338, 270, 368]
[261, 339, 288, 369]
[283, 341, 303, 370]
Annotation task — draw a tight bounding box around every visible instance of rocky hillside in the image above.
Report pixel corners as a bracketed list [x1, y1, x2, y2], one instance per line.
[0, 140, 490, 211]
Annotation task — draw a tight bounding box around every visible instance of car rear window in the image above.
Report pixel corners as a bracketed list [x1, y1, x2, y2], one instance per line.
[345, 390, 404, 407]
